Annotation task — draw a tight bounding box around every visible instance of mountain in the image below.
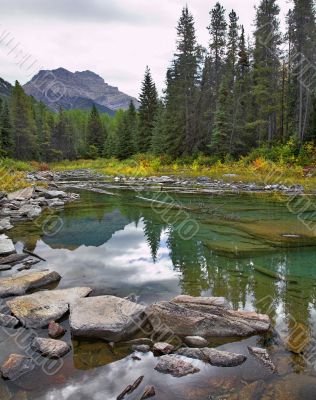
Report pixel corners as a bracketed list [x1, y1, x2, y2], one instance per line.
[23, 68, 140, 114]
[0, 77, 13, 98]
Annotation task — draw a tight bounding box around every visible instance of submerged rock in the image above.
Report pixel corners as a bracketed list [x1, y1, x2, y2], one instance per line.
[70, 295, 145, 342]
[0, 270, 61, 298]
[7, 287, 92, 328]
[32, 337, 70, 359]
[0, 253, 28, 266]
[176, 347, 246, 367]
[140, 385, 156, 399]
[0, 264, 12, 271]
[145, 297, 270, 338]
[48, 321, 66, 339]
[0, 354, 34, 380]
[18, 204, 42, 219]
[117, 376, 144, 400]
[184, 336, 208, 347]
[0, 234, 15, 256]
[36, 188, 67, 199]
[248, 347, 277, 373]
[132, 344, 151, 353]
[0, 313, 19, 328]
[154, 355, 200, 377]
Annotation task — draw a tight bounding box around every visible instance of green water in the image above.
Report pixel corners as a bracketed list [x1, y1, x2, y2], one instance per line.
[1, 189, 316, 399]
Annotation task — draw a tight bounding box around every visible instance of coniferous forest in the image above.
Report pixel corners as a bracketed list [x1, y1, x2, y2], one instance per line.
[1, 0, 316, 164]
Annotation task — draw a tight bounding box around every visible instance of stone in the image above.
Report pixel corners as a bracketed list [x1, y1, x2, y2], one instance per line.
[48, 321, 66, 338]
[131, 344, 150, 353]
[140, 385, 156, 399]
[0, 265, 12, 271]
[0, 234, 15, 256]
[0, 313, 19, 328]
[0, 270, 61, 298]
[0, 218, 13, 233]
[153, 342, 174, 355]
[0, 253, 28, 266]
[154, 355, 200, 377]
[7, 187, 34, 201]
[0, 354, 34, 380]
[184, 336, 208, 347]
[117, 376, 144, 400]
[36, 188, 67, 199]
[70, 295, 145, 342]
[47, 199, 65, 208]
[248, 347, 277, 373]
[172, 295, 231, 309]
[238, 380, 266, 399]
[18, 204, 42, 219]
[32, 337, 70, 359]
[145, 299, 270, 338]
[7, 287, 92, 328]
[176, 347, 246, 367]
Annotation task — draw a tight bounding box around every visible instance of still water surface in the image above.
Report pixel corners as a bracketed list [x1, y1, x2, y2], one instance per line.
[1, 189, 316, 399]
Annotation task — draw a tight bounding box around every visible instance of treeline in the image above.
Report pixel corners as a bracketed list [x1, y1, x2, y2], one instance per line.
[1, 0, 316, 162]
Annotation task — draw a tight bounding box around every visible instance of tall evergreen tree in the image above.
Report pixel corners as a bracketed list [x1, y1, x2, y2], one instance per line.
[0, 101, 13, 157]
[137, 66, 158, 153]
[11, 81, 38, 160]
[253, 0, 282, 144]
[165, 6, 200, 156]
[87, 104, 105, 157]
[116, 101, 137, 160]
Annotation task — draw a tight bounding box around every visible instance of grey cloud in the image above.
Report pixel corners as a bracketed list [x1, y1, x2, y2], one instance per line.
[0, 0, 155, 25]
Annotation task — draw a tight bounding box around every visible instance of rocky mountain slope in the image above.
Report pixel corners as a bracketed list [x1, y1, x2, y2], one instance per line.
[23, 68, 139, 114]
[0, 78, 13, 98]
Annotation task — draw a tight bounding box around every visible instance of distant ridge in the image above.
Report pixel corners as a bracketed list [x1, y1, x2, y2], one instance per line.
[0, 77, 13, 98]
[23, 67, 140, 114]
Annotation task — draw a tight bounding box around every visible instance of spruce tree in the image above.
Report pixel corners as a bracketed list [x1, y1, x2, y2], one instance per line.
[11, 81, 38, 160]
[0, 101, 13, 157]
[116, 101, 137, 160]
[151, 102, 167, 155]
[87, 104, 105, 157]
[137, 66, 158, 153]
[253, 0, 282, 144]
[164, 6, 200, 156]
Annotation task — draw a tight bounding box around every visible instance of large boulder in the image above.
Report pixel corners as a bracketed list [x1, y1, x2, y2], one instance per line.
[172, 295, 231, 309]
[0, 354, 34, 380]
[0, 234, 15, 256]
[70, 295, 146, 342]
[36, 188, 67, 199]
[0, 253, 28, 266]
[7, 187, 34, 201]
[7, 287, 92, 328]
[32, 337, 70, 359]
[176, 347, 247, 367]
[145, 296, 270, 338]
[0, 270, 61, 298]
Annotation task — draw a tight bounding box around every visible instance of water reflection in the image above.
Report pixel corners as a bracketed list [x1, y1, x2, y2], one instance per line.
[3, 190, 316, 399]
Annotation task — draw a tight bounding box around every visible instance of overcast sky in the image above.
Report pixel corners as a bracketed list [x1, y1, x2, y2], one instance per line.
[0, 0, 291, 97]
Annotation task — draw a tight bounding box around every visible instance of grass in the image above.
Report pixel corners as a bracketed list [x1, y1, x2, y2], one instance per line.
[51, 156, 316, 192]
[0, 159, 41, 193]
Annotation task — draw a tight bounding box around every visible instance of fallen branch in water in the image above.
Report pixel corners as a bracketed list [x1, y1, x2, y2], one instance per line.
[23, 248, 46, 262]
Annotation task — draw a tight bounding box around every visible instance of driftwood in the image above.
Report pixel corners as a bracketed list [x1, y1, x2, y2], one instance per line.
[23, 249, 46, 262]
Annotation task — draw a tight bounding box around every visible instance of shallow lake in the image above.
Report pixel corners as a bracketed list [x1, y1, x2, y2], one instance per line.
[1, 188, 316, 399]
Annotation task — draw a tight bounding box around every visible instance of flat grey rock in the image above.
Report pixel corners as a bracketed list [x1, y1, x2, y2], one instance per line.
[0, 264, 12, 271]
[153, 342, 174, 355]
[0, 313, 19, 328]
[0, 270, 61, 298]
[176, 347, 247, 367]
[0, 234, 15, 256]
[36, 188, 67, 199]
[18, 204, 42, 219]
[0, 217, 13, 233]
[0, 354, 34, 380]
[0, 253, 28, 266]
[32, 337, 70, 358]
[70, 295, 145, 342]
[184, 336, 208, 347]
[154, 355, 200, 377]
[172, 295, 231, 309]
[145, 299, 270, 338]
[7, 187, 34, 201]
[7, 287, 92, 328]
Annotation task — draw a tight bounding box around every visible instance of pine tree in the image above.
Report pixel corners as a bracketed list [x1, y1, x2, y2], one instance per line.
[52, 107, 76, 160]
[0, 101, 13, 157]
[137, 66, 158, 153]
[151, 102, 167, 155]
[252, 0, 282, 145]
[87, 104, 105, 157]
[11, 81, 38, 160]
[116, 101, 137, 160]
[287, 0, 316, 142]
[165, 6, 200, 156]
